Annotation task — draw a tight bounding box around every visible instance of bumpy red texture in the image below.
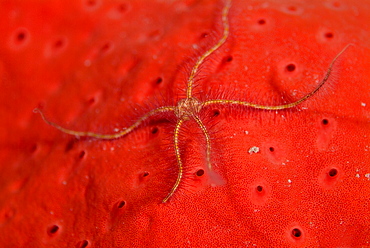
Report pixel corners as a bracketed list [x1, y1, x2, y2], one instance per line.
[1, 0, 370, 247]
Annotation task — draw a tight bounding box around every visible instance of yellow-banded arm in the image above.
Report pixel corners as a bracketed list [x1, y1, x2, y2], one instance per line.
[162, 118, 185, 203]
[203, 44, 353, 110]
[186, 0, 231, 99]
[34, 106, 175, 139]
[193, 115, 212, 171]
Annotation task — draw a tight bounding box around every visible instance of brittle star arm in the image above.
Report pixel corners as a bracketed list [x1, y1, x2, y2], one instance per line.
[203, 44, 353, 110]
[193, 115, 212, 171]
[162, 118, 185, 203]
[33, 106, 175, 139]
[186, 0, 231, 99]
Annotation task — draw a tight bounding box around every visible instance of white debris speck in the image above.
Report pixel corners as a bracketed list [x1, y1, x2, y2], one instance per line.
[114, 128, 120, 132]
[365, 173, 370, 180]
[110, 147, 115, 151]
[192, 44, 199, 50]
[288, 179, 292, 183]
[361, 102, 366, 107]
[248, 146, 260, 154]
[245, 131, 249, 135]
[253, 209, 259, 213]
[355, 174, 360, 178]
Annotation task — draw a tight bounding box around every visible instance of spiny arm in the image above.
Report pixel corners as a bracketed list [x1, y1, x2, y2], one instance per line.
[193, 115, 212, 171]
[34, 106, 175, 139]
[203, 44, 353, 110]
[162, 118, 185, 203]
[186, 0, 231, 99]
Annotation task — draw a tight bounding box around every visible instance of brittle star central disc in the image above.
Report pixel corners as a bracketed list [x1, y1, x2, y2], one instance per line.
[175, 97, 202, 119]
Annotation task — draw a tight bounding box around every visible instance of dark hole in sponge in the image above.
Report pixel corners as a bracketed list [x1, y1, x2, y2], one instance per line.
[117, 3, 128, 13]
[269, 147, 275, 152]
[117, 201, 126, 208]
[30, 144, 38, 153]
[100, 42, 114, 54]
[257, 19, 266, 25]
[196, 169, 205, 177]
[325, 32, 334, 39]
[65, 140, 75, 152]
[54, 39, 64, 49]
[286, 63, 296, 72]
[224, 55, 233, 62]
[48, 225, 59, 236]
[17, 32, 26, 42]
[328, 168, 338, 177]
[155, 77, 163, 85]
[256, 185, 263, 192]
[212, 109, 220, 117]
[291, 228, 302, 238]
[78, 240, 89, 248]
[143, 171, 150, 177]
[88, 97, 95, 105]
[79, 151, 86, 159]
[151, 127, 159, 134]
[322, 119, 329, 125]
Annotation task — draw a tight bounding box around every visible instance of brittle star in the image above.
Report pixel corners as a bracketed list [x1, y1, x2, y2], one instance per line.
[34, 0, 352, 203]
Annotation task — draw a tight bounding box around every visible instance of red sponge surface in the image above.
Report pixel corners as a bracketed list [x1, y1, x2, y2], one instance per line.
[0, 0, 369, 247]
